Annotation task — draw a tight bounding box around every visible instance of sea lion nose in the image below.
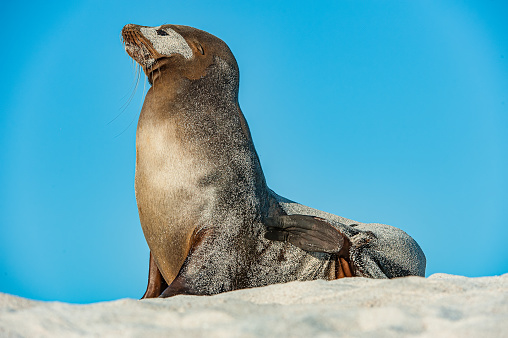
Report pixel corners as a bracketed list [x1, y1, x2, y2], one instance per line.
[122, 23, 140, 35]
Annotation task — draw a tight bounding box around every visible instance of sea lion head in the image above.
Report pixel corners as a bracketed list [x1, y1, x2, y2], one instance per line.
[121, 24, 238, 85]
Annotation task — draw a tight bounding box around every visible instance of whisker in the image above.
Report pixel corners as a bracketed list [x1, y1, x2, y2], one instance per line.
[157, 65, 162, 86]
[118, 59, 140, 102]
[109, 59, 141, 125]
[112, 27, 156, 136]
[141, 72, 147, 107]
[113, 65, 144, 138]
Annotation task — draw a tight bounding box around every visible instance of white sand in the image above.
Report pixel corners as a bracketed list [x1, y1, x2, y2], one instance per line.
[1, 273, 506, 337]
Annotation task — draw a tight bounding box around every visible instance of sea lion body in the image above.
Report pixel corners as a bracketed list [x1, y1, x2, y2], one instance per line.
[122, 24, 426, 297]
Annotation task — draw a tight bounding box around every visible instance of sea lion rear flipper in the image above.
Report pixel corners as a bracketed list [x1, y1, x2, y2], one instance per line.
[141, 252, 168, 299]
[334, 221, 427, 279]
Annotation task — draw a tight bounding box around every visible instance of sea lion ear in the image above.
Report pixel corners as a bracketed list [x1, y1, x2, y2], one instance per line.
[196, 42, 205, 55]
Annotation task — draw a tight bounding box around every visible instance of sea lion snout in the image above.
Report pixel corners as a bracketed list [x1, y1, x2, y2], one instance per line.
[122, 24, 194, 71]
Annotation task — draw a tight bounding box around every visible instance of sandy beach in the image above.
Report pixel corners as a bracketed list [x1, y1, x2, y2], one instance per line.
[1, 273, 506, 337]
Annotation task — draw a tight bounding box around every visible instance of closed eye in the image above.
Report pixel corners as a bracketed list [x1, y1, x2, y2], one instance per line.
[156, 29, 168, 36]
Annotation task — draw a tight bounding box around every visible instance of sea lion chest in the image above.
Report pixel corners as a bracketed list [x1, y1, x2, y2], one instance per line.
[134, 100, 217, 284]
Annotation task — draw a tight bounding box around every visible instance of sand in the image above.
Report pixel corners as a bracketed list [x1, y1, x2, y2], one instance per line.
[1, 273, 507, 337]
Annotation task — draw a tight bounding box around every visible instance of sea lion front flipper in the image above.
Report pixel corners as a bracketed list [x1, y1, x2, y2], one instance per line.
[159, 273, 196, 298]
[141, 252, 168, 299]
[265, 215, 347, 255]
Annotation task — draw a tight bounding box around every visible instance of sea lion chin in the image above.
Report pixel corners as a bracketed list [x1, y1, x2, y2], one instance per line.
[121, 23, 426, 298]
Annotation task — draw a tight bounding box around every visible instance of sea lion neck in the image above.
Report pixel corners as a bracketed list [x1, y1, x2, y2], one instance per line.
[141, 56, 240, 119]
[145, 71, 189, 107]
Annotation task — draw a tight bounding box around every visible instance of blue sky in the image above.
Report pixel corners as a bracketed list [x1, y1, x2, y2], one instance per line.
[1, 0, 507, 303]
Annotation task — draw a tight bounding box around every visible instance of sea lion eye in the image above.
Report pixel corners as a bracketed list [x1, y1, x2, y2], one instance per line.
[157, 29, 169, 36]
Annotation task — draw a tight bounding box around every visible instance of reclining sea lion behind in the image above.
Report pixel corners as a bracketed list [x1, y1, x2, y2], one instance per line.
[121, 23, 426, 298]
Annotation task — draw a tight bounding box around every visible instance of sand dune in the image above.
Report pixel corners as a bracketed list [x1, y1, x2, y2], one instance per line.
[1, 273, 506, 337]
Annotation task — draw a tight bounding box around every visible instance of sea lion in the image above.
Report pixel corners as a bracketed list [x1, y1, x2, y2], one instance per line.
[121, 23, 426, 298]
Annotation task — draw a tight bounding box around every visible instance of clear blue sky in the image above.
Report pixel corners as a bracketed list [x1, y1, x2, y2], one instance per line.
[1, 0, 507, 304]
